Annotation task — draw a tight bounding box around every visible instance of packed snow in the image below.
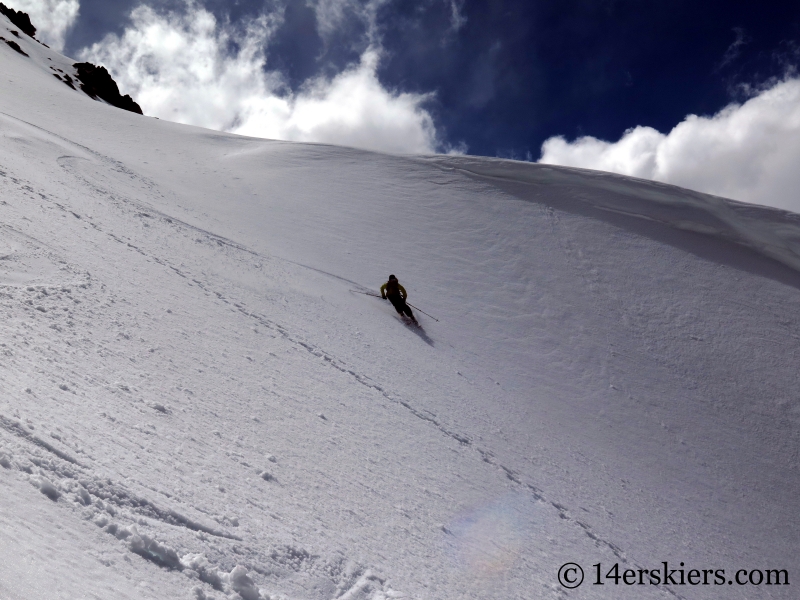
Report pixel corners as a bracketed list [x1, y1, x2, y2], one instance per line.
[1, 13, 798, 600]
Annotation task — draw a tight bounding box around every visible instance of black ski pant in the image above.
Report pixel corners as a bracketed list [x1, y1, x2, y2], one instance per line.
[387, 294, 414, 319]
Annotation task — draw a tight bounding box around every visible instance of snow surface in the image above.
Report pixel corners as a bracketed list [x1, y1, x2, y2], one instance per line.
[1, 15, 799, 600]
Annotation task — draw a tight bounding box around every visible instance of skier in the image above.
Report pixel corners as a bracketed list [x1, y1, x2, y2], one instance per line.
[380, 274, 417, 323]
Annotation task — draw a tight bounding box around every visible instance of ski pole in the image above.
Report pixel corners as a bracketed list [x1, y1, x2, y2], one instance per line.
[350, 290, 382, 298]
[351, 290, 439, 322]
[405, 302, 439, 322]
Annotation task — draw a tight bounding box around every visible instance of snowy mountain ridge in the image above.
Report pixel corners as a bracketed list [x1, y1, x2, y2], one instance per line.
[1, 12, 799, 600]
[422, 155, 800, 274]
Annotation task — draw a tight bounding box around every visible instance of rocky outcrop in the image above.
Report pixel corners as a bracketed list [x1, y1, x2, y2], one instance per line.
[0, 7, 143, 116]
[73, 62, 143, 115]
[1, 37, 28, 56]
[0, 3, 35, 38]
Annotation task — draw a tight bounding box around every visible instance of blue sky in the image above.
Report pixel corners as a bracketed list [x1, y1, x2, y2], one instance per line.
[7, 1, 800, 209]
[58, 0, 800, 156]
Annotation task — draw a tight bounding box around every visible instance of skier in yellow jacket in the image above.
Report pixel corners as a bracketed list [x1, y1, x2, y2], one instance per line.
[380, 274, 417, 323]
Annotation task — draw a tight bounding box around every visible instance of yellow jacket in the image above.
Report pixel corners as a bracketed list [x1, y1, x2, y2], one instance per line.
[380, 281, 407, 300]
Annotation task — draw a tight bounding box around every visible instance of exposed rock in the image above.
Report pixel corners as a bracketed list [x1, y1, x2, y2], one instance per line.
[73, 62, 143, 115]
[1, 37, 28, 57]
[0, 3, 35, 38]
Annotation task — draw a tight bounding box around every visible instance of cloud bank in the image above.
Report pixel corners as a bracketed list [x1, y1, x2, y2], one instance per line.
[6, 0, 78, 50]
[79, 2, 440, 154]
[539, 78, 800, 212]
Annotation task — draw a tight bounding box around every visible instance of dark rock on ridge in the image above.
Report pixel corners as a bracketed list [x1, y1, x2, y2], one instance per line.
[0, 3, 35, 38]
[73, 62, 143, 115]
[1, 37, 28, 56]
[51, 69, 77, 90]
[0, 7, 143, 116]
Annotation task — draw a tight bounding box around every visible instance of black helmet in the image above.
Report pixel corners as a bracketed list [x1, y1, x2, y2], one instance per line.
[388, 274, 397, 280]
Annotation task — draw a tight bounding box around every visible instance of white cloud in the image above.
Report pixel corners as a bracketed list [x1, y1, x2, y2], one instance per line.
[5, 0, 79, 50]
[539, 78, 800, 212]
[78, 2, 440, 154]
[245, 49, 438, 154]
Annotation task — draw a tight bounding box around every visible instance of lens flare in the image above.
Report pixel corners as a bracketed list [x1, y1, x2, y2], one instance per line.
[444, 494, 533, 576]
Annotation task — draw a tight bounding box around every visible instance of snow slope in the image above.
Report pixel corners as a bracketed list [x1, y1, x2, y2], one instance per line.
[1, 16, 799, 600]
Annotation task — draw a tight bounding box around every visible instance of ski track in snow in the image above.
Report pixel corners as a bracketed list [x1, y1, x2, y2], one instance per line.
[0, 126, 689, 600]
[0, 120, 409, 598]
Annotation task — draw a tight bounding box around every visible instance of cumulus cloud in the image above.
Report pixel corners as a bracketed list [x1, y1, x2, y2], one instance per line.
[78, 2, 440, 154]
[244, 49, 438, 153]
[539, 78, 800, 212]
[6, 0, 79, 50]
